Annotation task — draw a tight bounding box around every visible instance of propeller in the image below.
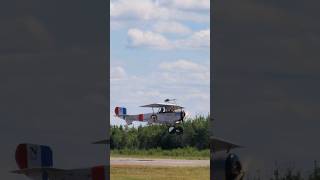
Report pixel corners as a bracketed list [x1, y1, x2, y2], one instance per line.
[164, 98, 176, 103]
[180, 111, 185, 122]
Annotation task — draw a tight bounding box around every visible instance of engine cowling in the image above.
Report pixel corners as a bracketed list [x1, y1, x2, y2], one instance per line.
[180, 110, 186, 121]
[211, 153, 244, 180]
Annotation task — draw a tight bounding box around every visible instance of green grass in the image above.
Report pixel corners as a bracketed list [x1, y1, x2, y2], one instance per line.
[111, 147, 210, 160]
[111, 165, 209, 180]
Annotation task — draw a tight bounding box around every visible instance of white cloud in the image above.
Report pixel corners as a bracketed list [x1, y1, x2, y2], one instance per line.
[160, 59, 207, 72]
[152, 21, 192, 35]
[158, 59, 210, 84]
[111, 20, 127, 30]
[127, 28, 210, 50]
[176, 29, 210, 49]
[111, 0, 157, 21]
[111, 0, 209, 23]
[157, 0, 210, 11]
[127, 28, 173, 49]
[111, 66, 127, 80]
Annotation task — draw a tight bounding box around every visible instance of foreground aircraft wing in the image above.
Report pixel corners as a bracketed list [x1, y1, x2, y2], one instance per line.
[13, 144, 109, 180]
[11, 167, 65, 174]
[12, 166, 109, 180]
[210, 137, 242, 153]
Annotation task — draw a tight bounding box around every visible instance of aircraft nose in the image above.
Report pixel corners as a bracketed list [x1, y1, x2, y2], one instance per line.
[181, 111, 186, 121]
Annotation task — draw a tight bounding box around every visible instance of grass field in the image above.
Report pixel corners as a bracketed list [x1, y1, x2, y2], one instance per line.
[111, 148, 210, 160]
[111, 165, 209, 180]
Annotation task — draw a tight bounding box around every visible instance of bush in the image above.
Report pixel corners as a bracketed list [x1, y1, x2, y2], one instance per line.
[110, 115, 209, 150]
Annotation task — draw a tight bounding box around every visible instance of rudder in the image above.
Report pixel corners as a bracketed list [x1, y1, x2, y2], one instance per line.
[114, 107, 127, 116]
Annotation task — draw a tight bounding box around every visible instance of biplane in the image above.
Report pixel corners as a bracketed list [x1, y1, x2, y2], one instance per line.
[114, 99, 186, 134]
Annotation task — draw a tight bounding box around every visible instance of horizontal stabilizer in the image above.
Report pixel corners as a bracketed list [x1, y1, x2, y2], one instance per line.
[210, 137, 242, 153]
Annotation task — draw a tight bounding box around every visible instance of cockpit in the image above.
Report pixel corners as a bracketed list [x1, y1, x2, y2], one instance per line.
[158, 107, 175, 113]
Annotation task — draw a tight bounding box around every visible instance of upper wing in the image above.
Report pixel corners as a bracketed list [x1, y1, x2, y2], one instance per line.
[210, 137, 242, 153]
[141, 103, 184, 109]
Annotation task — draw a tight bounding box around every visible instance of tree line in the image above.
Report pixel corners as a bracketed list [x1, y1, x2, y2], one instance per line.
[110, 115, 209, 150]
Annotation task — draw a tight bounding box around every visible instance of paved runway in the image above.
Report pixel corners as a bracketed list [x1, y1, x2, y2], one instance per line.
[111, 157, 209, 167]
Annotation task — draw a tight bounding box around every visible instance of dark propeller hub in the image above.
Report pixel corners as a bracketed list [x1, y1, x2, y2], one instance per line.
[225, 153, 243, 180]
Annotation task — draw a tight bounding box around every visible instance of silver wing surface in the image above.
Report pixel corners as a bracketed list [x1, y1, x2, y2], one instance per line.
[140, 103, 184, 109]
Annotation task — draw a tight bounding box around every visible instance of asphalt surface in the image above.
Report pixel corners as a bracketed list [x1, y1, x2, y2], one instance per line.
[111, 157, 209, 167]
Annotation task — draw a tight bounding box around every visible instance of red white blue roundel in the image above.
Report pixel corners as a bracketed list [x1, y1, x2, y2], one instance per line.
[115, 107, 127, 116]
[15, 144, 53, 169]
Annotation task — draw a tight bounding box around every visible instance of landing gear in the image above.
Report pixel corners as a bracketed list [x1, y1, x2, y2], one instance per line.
[151, 114, 157, 122]
[175, 126, 183, 135]
[168, 126, 184, 135]
[168, 126, 176, 134]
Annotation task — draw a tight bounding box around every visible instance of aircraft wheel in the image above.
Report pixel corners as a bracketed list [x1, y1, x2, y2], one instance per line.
[151, 114, 157, 122]
[175, 127, 183, 135]
[168, 126, 176, 134]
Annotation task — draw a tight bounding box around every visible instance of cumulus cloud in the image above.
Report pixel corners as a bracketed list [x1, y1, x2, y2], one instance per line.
[111, 0, 157, 21]
[111, 0, 209, 23]
[176, 29, 210, 48]
[111, 66, 127, 80]
[156, 0, 210, 11]
[159, 59, 210, 84]
[160, 59, 207, 72]
[127, 28, 210, 50]
[127, 28, 173, 49]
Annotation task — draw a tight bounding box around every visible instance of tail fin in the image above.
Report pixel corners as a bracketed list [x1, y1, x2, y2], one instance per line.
[114, 107, 127, 117]
[15, 143, 53, 170]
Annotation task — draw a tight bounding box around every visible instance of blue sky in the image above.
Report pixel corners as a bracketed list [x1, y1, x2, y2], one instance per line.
[110, 0, 210, 125]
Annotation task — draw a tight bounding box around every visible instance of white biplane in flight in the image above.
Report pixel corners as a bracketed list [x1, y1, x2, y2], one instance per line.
[114, 99, 186, 135]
